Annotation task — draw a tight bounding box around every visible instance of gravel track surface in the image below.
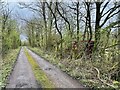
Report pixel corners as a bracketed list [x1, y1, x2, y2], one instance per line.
[6, 47, 84, 88]
[6, 48, 39, 88]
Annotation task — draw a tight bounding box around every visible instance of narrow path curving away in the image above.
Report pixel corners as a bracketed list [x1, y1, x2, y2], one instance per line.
[6, 47, 39, 88]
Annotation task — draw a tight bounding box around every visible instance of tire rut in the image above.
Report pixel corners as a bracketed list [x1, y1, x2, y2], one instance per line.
[6, 47, 39, 88]
[27, 48, 84, 88]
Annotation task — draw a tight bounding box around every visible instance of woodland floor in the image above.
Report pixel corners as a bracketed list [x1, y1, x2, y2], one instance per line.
[6, 47, 83, 88]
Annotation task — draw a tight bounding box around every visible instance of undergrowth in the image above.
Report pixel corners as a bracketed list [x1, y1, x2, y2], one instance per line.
[0, 47, 21, 88]
[29, 47, 120, 89]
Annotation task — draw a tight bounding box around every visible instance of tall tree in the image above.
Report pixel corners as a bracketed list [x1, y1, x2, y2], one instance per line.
[117, 1, 120, 81]
[76, 1, 80, 42]
[46, 2, 63, 59]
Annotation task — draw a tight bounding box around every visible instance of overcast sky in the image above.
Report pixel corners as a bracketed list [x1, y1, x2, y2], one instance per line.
[1, 0, 120, 3]
[2, 0, 36, 2]
[1, 0, 119, 41]
[2, 1, 33, 41]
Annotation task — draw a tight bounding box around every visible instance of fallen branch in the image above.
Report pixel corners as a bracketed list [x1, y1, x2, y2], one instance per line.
[109, 62, 119, 72]
[93, 67, 115, 88]
[104, 44, 120, 49]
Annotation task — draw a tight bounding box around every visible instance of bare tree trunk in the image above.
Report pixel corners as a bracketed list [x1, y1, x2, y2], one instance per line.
[48, 2, 53, 51]
[56, 2, 72, 59]
[46, 2, 63, 59]
[95, 2, 102, 50]
[118, 2, 120, 81]
[42, 2, 48, 50]
[84, 2, 93, 56]
[76, 2, 79, 42]
[31, 24, 35, 47]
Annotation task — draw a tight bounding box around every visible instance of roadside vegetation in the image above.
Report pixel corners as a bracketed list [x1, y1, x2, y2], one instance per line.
[29, 47, 120, 88]
[0, 48, 20, 88]
[0, 2, 21, 88]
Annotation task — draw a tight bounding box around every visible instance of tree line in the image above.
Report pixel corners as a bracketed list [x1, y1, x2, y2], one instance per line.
[19, 0, 120, 82]
[0, 2, 21, 57]
[19, 1, 120, 58]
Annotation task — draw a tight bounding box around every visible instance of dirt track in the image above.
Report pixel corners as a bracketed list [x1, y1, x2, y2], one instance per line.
[27, 48, 83, 88]
[6, 47, 84, 88]
[6, 47, 39, 88]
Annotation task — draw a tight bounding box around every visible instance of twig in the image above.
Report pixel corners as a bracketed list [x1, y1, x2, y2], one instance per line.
[93, 67, 115, 88]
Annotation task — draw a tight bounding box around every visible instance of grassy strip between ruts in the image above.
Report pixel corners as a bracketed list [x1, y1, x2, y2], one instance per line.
[24, 48, 55, 88]
[1, 47, 21, 88]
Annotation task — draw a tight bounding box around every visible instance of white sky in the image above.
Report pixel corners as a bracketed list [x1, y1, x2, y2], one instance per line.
[1, 0, 120, 3]
[1, 0, 36, 3]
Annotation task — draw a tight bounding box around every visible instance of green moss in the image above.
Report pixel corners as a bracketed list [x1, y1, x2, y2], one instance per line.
[24, 48, 54, 88]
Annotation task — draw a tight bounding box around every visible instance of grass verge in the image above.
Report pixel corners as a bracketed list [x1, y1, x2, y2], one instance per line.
[0, 47, 21, 88]
[24, 48, 54, 88]
[28, 47, 120, 89]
